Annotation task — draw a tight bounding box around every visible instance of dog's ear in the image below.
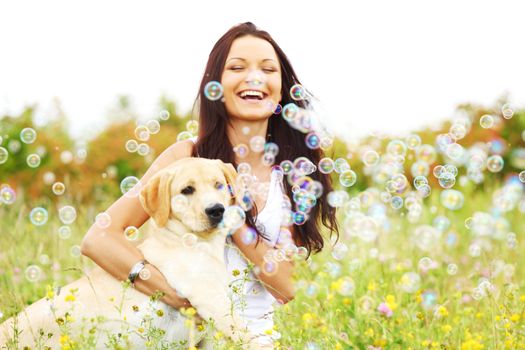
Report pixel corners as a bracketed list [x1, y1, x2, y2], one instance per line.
[140, 169, 176, 227]
[218, 161, 238, 202]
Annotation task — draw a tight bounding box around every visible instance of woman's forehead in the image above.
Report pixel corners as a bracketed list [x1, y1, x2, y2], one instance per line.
[226, 36, 278, 62]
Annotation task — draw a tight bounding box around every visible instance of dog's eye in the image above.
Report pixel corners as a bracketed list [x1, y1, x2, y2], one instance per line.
[181, 186, 195, 195]
[215, 182, 225, 190]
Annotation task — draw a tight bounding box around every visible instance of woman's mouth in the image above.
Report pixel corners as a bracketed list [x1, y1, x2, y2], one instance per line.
[236, 90, 268, 104]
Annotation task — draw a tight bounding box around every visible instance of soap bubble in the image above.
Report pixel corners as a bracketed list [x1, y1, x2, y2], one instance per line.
[486, 155, 504, 173]
[58, 226, 72, 239]
[441, 189, 464, 210]
[29, 207, 48, 226]
[362, 150, 380, 166]
[134, 125, 150, 141]
[400, 272, 421, 293]
[186, 120, 199, 134]
[20, 128, 37, 144]
[159, 110, 170, 120]
[26, 154, 41, 168]
[59, 206, 77, 225]
[387, 140, 407, 157]
[405, 134, 422, 150]
[25, 265, 42, 282]
[479, 114, 494, 128]
[95, 212, 112, 228]
[52, 182, 66, 195]
[146, 119, 160, 134]
[339, 170, 357, 187]
[222, 205, 246, 230]
[318, 157, 334, 174]
[120, 176, 141, 197]
[0, 187, 16, 205]
[124, 226, 140, 241]
[0, 147, 8, 164]
[501, 103, 514, 119]
[290, 84, 307, 101]
[204, 81, 223, 101]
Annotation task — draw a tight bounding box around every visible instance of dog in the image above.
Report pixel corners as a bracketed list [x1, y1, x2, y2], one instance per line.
[0, 157, 264, 349]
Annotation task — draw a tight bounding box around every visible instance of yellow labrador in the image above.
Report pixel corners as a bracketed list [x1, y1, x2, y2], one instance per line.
[0, 158, 263, 349]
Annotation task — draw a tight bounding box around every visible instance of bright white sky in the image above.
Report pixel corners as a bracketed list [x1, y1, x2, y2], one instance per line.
[1, 0, 524, 141]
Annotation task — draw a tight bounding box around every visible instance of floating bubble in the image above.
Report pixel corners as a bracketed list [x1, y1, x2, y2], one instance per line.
[411, 161, 429, 177]
[337, 277, 356, 296]
[281, 103, 299, 122]
[331, 242, 348, 260]
[233, 143, 249, 158]
[135, 125, 150, 141]
[413, 225, 441, 251]
[0, 147, 8, 164]
[59, 206, 77, 225]
[416, 144, 437, 164]
[146, 120, 160, 134]
[413, 175, 428, 189]
[186, 120, 198, 134]
[124, 226, 140, 241]
[240, 227, 257, 245]
[70, 245, 81, 258]
[20, 128, 37, 144]
[293, 211, 307, 225]
[120, 176, 141, 197]
[327, 190, 349, 208]
[391, 196, 403, 209]
[400, 272, 421, 293]
[449, 123, 467, 140]
[95, 212, 112, 228]
[171, 194, 189, 212]
[445, 143, 464, 160]
[139, 268, 151, 280]
[280, 160, 293, 174]
[501, 103, 514, 119]
[479, 114, 494, 128]
[30, 207, 48, 226]
[417, 184, 431, 198]
[421, 290, 438, 310]
[25, 265, 42, 282]
[339, 170, 357, 187]
[305, 132, 320, 149]
[222, 205, 246, 230]
[405, 134, 422, 150]
[249, 136, 265, 152]
[519, 171, 525, 183]
[50, 182, 65, 196]
[334, 158, 351, 173]
[486, 155, 504, 173]
[441, 189, 464, 210]
[60, 150, 73, 164]
[438, 172, 456, 189]
[0, 187, 16, 205]
[159, 110, 170, 120]
[290, 84, 306, 101]
[177, 131, 193, 142]
[362, 150, 380, 166]
[26, 154, 41, 168]
[319, 137, 334, 151]
[318, 157, 334, 174]
[58, 225, 72, 239]
[264, 142, 279, 156]
[204, 81, 223, 101]
[447, 263, 458, 275]
[261, 261, 278, 276]
[387, 140, 407, 157]
[42, 171, 55, 185]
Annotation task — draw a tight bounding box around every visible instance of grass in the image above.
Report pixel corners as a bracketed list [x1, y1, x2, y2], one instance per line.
[0, 177, 524, 349]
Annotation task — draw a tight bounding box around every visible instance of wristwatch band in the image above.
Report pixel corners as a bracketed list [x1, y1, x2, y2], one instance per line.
[128, 259, 148, 287]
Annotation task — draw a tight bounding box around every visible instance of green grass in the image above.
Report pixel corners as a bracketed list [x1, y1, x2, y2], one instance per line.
[1, 179, 524, 349]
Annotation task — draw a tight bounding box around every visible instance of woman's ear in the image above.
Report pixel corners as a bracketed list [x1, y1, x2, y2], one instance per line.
[139, 169, 177, 227]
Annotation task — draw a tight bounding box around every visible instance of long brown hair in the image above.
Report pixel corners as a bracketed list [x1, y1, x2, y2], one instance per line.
[191, 22, 338, 256]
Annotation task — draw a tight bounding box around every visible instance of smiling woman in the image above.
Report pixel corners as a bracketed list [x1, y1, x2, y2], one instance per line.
[79, 21, 339, 348]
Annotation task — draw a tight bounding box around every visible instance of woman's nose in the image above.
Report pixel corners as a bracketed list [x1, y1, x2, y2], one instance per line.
[245, 70, 266, 88]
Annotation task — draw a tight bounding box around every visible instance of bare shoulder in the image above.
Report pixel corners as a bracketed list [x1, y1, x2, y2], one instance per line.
[150, 139, 194, 171]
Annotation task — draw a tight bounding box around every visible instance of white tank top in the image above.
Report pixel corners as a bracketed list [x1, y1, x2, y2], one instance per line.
[189, 137, 283, 343]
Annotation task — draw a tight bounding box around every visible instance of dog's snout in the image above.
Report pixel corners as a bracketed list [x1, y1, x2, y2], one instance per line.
[205, 204, 225, 225]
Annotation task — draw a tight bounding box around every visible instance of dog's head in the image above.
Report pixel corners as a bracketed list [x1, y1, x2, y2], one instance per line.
[140, 158, 237, 233]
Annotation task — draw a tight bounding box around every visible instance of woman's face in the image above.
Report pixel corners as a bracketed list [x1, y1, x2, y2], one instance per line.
[221, 35, 282, 121]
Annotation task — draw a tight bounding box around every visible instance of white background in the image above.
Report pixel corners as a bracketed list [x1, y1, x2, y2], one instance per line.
[1, 0, 524, 141]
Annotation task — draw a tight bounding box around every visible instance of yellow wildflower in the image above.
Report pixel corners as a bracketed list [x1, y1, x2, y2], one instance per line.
[365, 328, 374, 337]
[385, 295, 398, 311]
[438, 306, 449, 317]
[442, 324, 452, 334]
[64, 294, 75, 302]
[511, 314, 521, 322]
[367, 280, 377, 292]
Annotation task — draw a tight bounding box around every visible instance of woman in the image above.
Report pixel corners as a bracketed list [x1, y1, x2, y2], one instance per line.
[81, 22, 338, 346]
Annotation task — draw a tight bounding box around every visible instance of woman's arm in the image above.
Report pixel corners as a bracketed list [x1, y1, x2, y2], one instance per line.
[80, 140, 194, 309]
[230, 223, 297, 304]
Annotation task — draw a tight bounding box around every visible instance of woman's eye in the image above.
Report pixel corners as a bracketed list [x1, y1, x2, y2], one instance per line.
[263, 68, 276, 73]
[230, 66, 243, 71]
[181, 186, 195, 195]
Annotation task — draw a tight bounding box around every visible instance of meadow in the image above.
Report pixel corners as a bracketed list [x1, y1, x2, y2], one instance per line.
[1, 98, 524, 349]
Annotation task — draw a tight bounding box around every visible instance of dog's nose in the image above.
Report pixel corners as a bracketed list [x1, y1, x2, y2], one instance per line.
[205, 204, 225, 225]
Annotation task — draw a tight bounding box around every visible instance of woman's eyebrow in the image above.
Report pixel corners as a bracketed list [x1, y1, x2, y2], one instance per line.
[226, 57, 277, 63]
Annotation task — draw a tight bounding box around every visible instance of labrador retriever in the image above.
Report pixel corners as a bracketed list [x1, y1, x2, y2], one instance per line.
[0, 157, 264, 349]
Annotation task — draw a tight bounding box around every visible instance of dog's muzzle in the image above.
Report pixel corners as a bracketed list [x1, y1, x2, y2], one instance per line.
[205, 203, 225, 226]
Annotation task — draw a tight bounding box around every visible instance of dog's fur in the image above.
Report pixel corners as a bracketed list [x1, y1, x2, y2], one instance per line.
[0, 158, 265, 349]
